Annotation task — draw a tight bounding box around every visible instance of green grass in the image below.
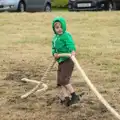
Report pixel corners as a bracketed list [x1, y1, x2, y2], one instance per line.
[52, 7, 68, 11]
[51, 0, 68, 7]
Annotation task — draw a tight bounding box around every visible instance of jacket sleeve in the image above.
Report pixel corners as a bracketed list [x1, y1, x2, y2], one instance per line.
[52, 40, 56, 56]
[65, 33, 76, 52]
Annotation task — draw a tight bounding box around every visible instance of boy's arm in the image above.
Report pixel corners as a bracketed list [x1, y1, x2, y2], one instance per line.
[52, 41, 60, 59]
[52, 41, 56, 56]
[65, 33, 76, 53]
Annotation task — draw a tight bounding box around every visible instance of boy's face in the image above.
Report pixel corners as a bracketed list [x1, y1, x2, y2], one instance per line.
[54, 22, 63, 35]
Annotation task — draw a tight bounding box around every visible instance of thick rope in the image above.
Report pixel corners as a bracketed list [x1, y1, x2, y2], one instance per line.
[21, 78, 48, 96]
[21, 59, 56, 99]
[58, 53, 120, 120]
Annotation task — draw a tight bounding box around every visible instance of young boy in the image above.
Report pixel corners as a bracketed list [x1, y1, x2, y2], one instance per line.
[51, 16, 80, 106]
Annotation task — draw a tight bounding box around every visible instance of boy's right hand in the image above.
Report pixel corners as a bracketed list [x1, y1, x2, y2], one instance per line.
[54, 53, 60, 59]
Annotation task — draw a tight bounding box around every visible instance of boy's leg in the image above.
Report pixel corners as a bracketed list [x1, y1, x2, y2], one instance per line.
[57, 65, 70, 106]
[59, 59, 80, 105]
[57, 59, 80, 106]
[61, 86, 70, 106]
[56, 86, 65, 101]
[65, 84, 80, 106]
[65, 84, 74, 94]
[61, 86, 69, 98]
[57, 60, 70, 96]
[59, 84, 80, 106]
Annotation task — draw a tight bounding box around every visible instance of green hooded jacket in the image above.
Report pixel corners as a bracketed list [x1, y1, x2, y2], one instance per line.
[52, 16, 76, 63]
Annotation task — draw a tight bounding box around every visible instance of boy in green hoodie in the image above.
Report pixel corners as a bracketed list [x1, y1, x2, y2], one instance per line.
[51, 16, 80, 106]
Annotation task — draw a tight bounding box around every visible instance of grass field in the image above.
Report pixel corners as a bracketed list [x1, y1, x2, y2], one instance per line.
[0, 11, 120, 120]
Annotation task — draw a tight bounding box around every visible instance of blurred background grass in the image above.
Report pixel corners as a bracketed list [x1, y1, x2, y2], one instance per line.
[51, 0, 68, 10]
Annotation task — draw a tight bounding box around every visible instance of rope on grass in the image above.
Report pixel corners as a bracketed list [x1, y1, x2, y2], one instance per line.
[58, 53, 120, 120]
[21, 60, 56, 99]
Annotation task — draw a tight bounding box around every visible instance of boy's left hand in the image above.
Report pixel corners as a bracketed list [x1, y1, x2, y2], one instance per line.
[54, 53, 60, 59]
[71, 51, 76, 56]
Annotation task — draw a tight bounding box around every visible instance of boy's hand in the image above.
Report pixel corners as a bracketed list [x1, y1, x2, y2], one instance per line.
[54, 53, 60, 59]
[71, 51, 76, 56]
